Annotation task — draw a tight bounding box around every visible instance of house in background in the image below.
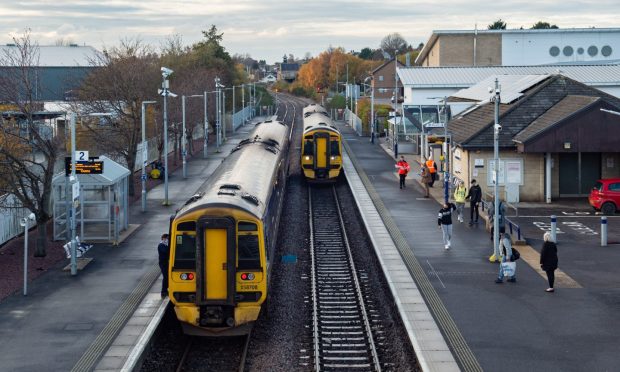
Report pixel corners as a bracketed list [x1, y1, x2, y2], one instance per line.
[260, 73, 277, 83]
[416, 28, 620, 67]
[448, 74, 620, 203]
[370, 58, 404, 105]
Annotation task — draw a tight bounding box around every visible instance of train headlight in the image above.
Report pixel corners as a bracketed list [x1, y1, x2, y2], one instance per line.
[180, 273, 195, 280]
[240, 273, 255, 281]
[330, 156, 337, 160]
[304, 156, 311, 161]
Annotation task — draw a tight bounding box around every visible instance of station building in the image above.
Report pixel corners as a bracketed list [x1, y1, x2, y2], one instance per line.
[415, 28, 620, 67]
[447, 74, 620, 203]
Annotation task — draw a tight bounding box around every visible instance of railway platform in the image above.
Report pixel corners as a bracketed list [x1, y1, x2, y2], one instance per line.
[337, 121, 620, 372]
[0, 118, 265, 372]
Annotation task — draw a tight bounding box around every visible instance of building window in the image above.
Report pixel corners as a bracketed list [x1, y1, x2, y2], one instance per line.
[577, 47, 584, 55]
[588, 45, 598, 57]
[549, 46, 560, 57]
[379, 75, 384, 82]
[602, 45, 612, 57]
[563, 46, 574, 57]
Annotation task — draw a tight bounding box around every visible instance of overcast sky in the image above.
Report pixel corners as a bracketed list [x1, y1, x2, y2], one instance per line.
[2, 0, 619, 63]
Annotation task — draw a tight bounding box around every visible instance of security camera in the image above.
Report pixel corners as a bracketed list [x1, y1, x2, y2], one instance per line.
[28, 212, 35, 221]
[488, 87, 493, 94]
[495, 124, 502, 131]
[161, 66, 174, 77]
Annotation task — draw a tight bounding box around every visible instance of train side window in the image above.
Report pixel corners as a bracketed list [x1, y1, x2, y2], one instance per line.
[174, 234, 196, 270]
[303, 140, 313, 155]
[330, 140, 340, 156]
[237, 235, 261, 270]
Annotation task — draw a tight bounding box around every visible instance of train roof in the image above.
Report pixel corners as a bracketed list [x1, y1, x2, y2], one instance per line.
[303, 111, 340, 135]
[302, 103, 328, 117]
[175, 120, 289, 220]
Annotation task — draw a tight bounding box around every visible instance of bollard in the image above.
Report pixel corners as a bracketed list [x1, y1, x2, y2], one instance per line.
[550, 215, 557, 243]
[601, 216, 608, 247]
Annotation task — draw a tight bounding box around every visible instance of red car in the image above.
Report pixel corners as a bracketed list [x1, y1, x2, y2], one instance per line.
[589, 179, 620, 215]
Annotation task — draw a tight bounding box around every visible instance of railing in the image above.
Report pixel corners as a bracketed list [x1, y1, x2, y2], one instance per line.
[0, 194, 31, 247]
[480, 192, 522, 241]
[345, 108, 363, 136]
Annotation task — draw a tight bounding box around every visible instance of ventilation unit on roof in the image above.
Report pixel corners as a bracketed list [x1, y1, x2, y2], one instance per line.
[241, 193, 260, 205]
[220, 184, 241, 190]
[183, 192, 205, 206]
[218, 190, 236, 196]
[265, 146, 277, 154]
[264, 120, 273, 123]
[264, 138, 279, 147]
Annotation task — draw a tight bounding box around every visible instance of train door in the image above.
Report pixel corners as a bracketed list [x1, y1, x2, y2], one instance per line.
[314, 132, 330, 178]
[196, 217, 236, 325]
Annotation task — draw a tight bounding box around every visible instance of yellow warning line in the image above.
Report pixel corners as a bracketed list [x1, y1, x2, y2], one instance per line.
[517, 244, 582, 288]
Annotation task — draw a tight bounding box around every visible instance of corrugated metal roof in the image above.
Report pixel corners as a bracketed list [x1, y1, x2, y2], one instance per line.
[0, 45, 101, 67]
[398, 65, 620, 87]
[452, 75, 550, 104]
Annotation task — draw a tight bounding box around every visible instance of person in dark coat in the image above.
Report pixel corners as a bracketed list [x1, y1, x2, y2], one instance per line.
[540, 232, 558, 293]
[158, 233, 170, 298]
[466, 179, 482, 225]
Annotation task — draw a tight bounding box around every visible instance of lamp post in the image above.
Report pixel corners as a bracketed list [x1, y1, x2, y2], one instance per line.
[20, 212, 35, 295]
[242, 84, 245, 123]
[160, 67, 176, 206]
[362, 78, 374, 142]
[203, 91, 208, 159]
[393, 50, 399, 158]
[215, 77, 224, 152]
[441, 97, 450, 204]
[492, 78, 501, 261]
[141, 100, 156, 212]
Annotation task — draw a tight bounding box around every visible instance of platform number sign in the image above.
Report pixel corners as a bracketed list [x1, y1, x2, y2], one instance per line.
[76, 151, 89, 161]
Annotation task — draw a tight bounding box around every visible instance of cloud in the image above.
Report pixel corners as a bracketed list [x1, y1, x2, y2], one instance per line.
[1, 0, 620, 62]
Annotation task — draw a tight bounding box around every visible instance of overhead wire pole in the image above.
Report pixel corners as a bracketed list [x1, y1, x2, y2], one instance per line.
[242, 84, 245, 123]
[492, 78, 501, 261]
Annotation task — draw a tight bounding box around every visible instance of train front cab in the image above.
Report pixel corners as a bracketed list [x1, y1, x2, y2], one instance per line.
[301, 129, 342, 181]
[169, 211, 266, 336]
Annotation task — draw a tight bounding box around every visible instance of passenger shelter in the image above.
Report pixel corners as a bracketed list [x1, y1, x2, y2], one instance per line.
[52, 155, 130, 244]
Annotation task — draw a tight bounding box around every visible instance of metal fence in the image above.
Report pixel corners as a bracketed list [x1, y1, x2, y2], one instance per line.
[0, 194, 31, 246]
[345, 108, 364, 136]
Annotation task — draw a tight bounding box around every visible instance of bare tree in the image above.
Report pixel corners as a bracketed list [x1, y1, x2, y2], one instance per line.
[380, 33, 409, 58]
[76, 38, 160, 196]
[0, 29, 64, 256]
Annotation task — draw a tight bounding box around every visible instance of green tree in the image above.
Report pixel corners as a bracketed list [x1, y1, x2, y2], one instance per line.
[531, 21, 559, 29]
[488, 19, 507, 30]
[358, 47, 374, 60]
[328, 94, 346, 110]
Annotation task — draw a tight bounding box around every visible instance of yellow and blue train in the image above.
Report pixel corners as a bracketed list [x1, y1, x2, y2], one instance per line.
[301, 104, 342, 182]
[167, 119, 289, 335]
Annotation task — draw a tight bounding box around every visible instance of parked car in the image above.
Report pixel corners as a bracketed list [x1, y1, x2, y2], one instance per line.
[589, 179, 620, 215]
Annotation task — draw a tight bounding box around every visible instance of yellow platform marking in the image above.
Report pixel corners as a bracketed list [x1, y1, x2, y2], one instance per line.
[517, 244, 582, 288]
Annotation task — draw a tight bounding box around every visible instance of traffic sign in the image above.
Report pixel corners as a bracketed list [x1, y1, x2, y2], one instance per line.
[141, 174, 147, 181]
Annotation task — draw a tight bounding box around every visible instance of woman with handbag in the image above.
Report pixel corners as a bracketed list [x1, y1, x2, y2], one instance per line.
[495, 232, 516, 283]
[540, 232, 558, 292]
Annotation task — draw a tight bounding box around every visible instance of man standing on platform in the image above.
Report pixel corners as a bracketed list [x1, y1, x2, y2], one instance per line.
[158, 233, 170, 298]
[425, 156, 437, 187]
[466, 179, 482, 225]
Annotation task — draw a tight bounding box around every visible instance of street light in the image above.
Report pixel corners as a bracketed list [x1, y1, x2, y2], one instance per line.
[141, 100, 156, 212]
[215, 77, 225, 152]
[20, 212, 35, 296]
[393, 50, 399, 158]
[362, 77, 375, 143]
[491, 78, 502, 262]
[160, 66, 176, 206]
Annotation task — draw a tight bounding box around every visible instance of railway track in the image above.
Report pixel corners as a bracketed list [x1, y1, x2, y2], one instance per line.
[309, 186, 382, 371]
[175, 332, 251, 372]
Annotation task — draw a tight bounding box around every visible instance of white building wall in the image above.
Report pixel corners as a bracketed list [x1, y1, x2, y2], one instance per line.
[502, 31, 620, 65]
[405, 87, 458, 105]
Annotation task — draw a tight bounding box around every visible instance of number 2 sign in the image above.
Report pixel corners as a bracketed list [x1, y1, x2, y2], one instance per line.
[76, 151, 89, 161]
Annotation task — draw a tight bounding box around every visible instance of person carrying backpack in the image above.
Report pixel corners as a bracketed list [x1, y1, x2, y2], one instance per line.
[466, 179, 482, 225]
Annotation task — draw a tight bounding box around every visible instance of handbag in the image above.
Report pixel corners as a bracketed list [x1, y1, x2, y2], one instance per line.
[501, 261, 516, 277]
[511, 248, 520, 261]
